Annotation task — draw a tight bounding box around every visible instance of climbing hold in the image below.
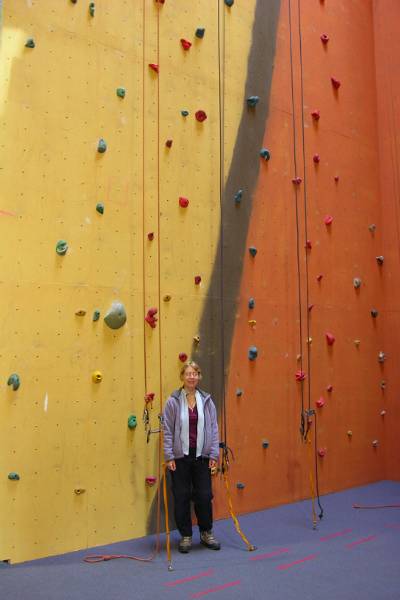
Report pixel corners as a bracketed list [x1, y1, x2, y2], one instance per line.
[179, 196, 189, 208]
[74, 488, 86, 495]
[195, 110, 207, 122]
[194, 275, 202, 285]
[307, 337, 312, 345]
[75, 309, 86, 317]
[248, 246, 257, 257]
[225, 0, 234, 6]
[354, 339, 361, 347]
[116, 87, 126, 98]
[127, 415, 137, 429]
[296, 354, 302, 361]
[234, 189, 243, 204]
[248, 346, 258, 361]
[179, 353, 188, 362]
[145, 308, 158, 328]
[92, 310, 100, 321]
[149, 63, 159, 73]
[325, 332, 335, 346]
[8, 472, 20, 481]
[326, 384, 333, 392]
[378, 351, 386, 363]
[104, 301, 127, 329]
[180, 39, 192, 50]
[331, 76, 341, 89]
[181, 110, 189, 117]
[248, 298, 255, 309]
[316, 397, 325, 408]
[56, 240, 68, 256]
[155, 0, 165, 4]
[248, 320, 256, 328]
[70, 0, 78, 3]
[145, 392, 155, 405]
[165, 139, 173, 148]
[7, 374, 20, 391]
[145, 476, 157, 487]
[308, 304, 314, 311]
[318, 448, 327, 458]
[247, 96, 260, 107]
[320, 33, 329, 44]
[324, 215, 333, 226]
[380, 410, 386, 417]
[236, 482, 245, 490]
[92, 370, 102, 383]
[163, 294, 171, 302]
[376, 255, 384, 265]
[147, 232, 154, 241]
[25, 38, 35, 48]
[313, 154, 320, 163]
[195, 28, 205, 38]
[193, 334, 200, 344]
[96, 203, 104, 214]
[295, 370, 306, 382]
[259, 148, 271, 161]
[371, 308, 379, 318]
[369, 224, 376, 233]
[372, 439, 379, 448]
[334, 175, 340, 182]
[89, 2, 95, 16]
[292, 176, 302, 185]
[305, 240, 312, 249]
[97, 138, 107, 153]
[380, 380, 386, 390]
[347, 430, 353, 437]
[236, 389, 243, 397]
[311, 109, 320, 121]
[317, 274, 323, 282]
[353, 277, 362, 289]
[262, 439, 269, 449]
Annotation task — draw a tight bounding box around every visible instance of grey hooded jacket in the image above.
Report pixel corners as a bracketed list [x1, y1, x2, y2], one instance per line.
[163, 388, 220, 462]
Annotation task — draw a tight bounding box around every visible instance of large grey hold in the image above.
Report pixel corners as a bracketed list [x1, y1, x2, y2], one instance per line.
[104, 302, 127, 329]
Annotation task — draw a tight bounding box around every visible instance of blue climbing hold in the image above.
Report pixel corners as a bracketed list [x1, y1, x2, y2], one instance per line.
[181, 110, 189, 117]
[234, 189, 243, 204]
[236, 482, 245, 489]
[248, 297, 255, 309]
[247, 96, 260, 107]
[248, 346, 258, 361]
[248, 246, 257, 257]
[195, 28, 205, 38]
[260, 148, 271, 161]
[262, 439, 270, 449]
[97, 139, 107, 153]
[225, 0, 234, 6]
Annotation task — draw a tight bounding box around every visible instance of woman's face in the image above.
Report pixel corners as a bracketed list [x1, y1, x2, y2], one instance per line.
[183, 367, 200, 389]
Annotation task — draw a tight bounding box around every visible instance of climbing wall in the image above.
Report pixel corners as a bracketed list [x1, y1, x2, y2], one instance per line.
[0, 0, 398, 564]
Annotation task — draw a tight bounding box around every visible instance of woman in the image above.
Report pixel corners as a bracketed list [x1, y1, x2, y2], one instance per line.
[163, 361, 221, 553]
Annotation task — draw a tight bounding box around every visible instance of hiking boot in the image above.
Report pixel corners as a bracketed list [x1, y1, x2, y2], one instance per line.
[178, 536, 192, 553]
[200, 530, 221, 550]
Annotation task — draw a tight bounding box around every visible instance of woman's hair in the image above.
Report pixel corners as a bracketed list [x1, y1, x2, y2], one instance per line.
[179, 360, 202, 380]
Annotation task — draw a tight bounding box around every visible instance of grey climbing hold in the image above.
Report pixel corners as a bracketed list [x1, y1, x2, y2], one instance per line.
[248, 298, 255, 309]
[353, 277, 362, 289]
[128, 415, 137, 429]
[97, 138, 107, 153]
[247, 96, 260, 107]
[262, 439, 269, 449]
[236, 482, 245, 489]
[116, 87, 126, 98]
[236, 388, 243, 397]
[56, 240, 68, 256]
[371, 309, 379, 318]
[181, 110, 189, 117]
[89, 2, 95, 16]
[92, 310, 100, 322]
[234, 189, 243, 204]
[8, 472, 20, 481]
[104, 301, 127, 329]
[195, 28, 205, 38]
[378, 351, 386, 363]
[248, 346, 258, 361]
[259, 148, 271, 161]
[7, 374, 20, 391]
[376, 255, 384, 265]
[25, 38, 35, 48]
[96, 203, 104, 214]
[249, 246, 257, 257]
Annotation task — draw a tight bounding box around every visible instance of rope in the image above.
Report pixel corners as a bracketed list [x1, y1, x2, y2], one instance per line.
[353, 504, 400, 510]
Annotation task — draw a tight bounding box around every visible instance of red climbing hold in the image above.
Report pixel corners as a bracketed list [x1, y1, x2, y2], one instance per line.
[313, 154, 320, 164]
[180, 38, 192, 50]
[147, 232, 154, 241]
[195, 110, 207, 122]
[145, 392, 155, 404]
[320, 33, 329, 44]
[292, 176, 302, 185]
[179, 352, 188, 362]
[165, 139, 173, 148]
[194, 275, 202, 285]
[295, 370, 306, 382]
[317, 274, 323, 282]
[179, 196, 189, 208]
[331, 76, 341, 89]
[325, 332, 335, 345]
[145, 476, 157, 487]
[326, 384, 333, 392]
[318, 448, 327, 458]
[311, 109, 320, 121]
[316, 397, 325, 408]
[334, 175, 340, 182]
[155, 0, 165, 3]
[308, 304, 314, 311]
[324, 215, 333, 225]
[149, 63, 159, 73]
[145, 308, 158, 328]
[305, 240, 312, 249]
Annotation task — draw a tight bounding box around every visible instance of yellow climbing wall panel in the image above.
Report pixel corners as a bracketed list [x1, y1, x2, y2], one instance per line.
[0, 0, 256, 563]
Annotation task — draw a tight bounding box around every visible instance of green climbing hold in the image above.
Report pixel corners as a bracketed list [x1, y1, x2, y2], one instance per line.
[8, 472, 20, 481]
[116, 87, 126, 98]
[96, 203, 104, 214]
[56, 240, 68, 256]
[7, 374, 20, 391]
[92, 310, 100, 322]
[104, 301, 127, 329]
[97, 139, 107, 153]
[89, 2, 95, 16]
[181, 110, 189, 117]
[25, 38, 35, 48]
[260, 148, 271, 161]
[128, 415, 137, 429]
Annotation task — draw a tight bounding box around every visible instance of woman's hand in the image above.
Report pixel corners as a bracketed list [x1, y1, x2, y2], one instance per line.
[166, 460, 176, 471]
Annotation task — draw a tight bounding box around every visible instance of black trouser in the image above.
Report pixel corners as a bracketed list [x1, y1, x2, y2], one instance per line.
[171, 448, 213, 537]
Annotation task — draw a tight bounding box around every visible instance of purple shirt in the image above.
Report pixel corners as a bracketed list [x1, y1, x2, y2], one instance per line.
[188, 405, 198, 448]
